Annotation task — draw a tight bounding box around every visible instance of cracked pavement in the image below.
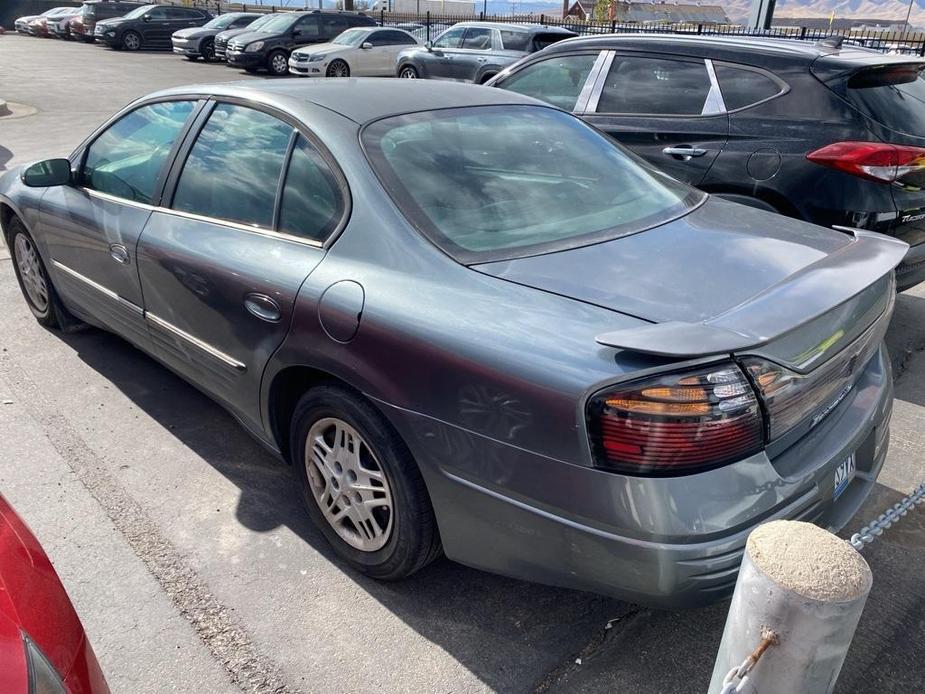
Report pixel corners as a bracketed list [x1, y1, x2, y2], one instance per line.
[2, 34, 925, 693]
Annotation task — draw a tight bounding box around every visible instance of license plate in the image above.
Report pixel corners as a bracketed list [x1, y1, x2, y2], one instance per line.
[833, 453, 856, 501]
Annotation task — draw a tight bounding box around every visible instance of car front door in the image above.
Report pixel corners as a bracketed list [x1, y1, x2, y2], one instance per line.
[135, 101, 346, 427]
[139, 5, 170, 45]
[424, 25, 465, 79]
[355, 30, 404, 76]
[449, 26, 494, 82]
[35, 99, 200, 348]
[580, 52, 729, 185]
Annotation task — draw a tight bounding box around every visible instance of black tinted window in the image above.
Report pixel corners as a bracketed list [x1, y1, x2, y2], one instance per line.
[373, 30, 414, 45]
[172, 104, 292, 227]
[279, 137, 345, 242]
[845, 65, 925, 136]
[433, 26, 464, 49]
[83, 100, 195, 204]
[597, 57, 711, 115]
[146, 7, 168, 20]
[715, 65, 782, 110]
[295, 15, 320, 37]
[532, 32, 569, 52]
[321, 16, 347, 38]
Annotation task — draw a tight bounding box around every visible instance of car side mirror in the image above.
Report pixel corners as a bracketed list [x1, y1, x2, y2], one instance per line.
[292, 28, 302, 37]
[361, 41, 372, 49]
[425, 40, 433, 50]
[21, 159, 71, 188]
[142, 14, 151, 22]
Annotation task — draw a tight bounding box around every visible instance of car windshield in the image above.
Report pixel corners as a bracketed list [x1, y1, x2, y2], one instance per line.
[363, 106, 700, 262]
[240, 13, 272, 30]
[122, 5, 154, 19]
[204, 14, 242, 30]
[253, 13, 298, 33]
[333, 28, 370, 46]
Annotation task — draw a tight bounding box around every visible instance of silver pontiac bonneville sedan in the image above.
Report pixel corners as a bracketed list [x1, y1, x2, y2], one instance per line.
[0, 80, 907, 607]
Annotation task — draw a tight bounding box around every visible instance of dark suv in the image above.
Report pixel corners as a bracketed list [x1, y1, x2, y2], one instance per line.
[95, 4, 211, 51]
[490, 34, 925, 290]
[72, 1, 144, 43]
[225, 10, 375, 75]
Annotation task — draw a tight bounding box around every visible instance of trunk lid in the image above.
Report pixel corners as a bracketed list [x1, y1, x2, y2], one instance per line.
[474, 197, 906, 366]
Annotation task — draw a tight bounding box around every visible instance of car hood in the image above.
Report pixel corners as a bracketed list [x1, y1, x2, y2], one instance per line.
[173, 27, 212, 39]
[228, 29, 278, 45]
[95, 17, 124, 28]
[216, 26, 253, 41]
[293, 42, 351, 56]
[474, 196, 907, 359]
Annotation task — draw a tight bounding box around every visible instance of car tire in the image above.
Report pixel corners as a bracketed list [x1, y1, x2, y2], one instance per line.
[267, 49, 289, 76]
[7, 218, 70, 329]
[200, 38, 215, 62]
[121, 30, 141, 51]
[326, 59, 350, 78]
[398, 64, 418, 79]
[290, 384, 442, 580]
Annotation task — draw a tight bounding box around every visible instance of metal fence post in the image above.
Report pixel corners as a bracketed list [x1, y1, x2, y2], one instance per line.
[708, 521, 872, 694]
[426, 10, 430, 42]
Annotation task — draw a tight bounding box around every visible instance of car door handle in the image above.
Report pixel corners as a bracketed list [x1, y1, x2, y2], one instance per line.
[109, 243, 129, 264]
[662, 146, 708, 161]
[244, 293, 281, 323]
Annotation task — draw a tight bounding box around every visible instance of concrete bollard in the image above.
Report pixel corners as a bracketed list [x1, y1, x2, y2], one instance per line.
[708, 520, 872, 694]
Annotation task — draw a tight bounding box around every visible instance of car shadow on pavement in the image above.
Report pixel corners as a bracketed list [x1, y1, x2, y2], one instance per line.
[887, 291, 925, 408]
[58, 325, 708, 693]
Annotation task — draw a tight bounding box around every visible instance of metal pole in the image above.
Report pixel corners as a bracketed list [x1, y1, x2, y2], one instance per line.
[708, 521, 872, 694]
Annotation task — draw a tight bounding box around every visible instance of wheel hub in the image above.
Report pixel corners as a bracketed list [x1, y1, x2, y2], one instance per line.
[14, 235, 48, 312]
[305, 418, 393, 552]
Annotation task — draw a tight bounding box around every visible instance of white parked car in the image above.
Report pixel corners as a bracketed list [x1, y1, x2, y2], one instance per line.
[288, 26, 419, 78]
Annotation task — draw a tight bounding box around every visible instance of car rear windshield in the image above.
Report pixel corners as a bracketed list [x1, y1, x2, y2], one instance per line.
[845, 64, 925, 136]
[362, 105, 700, 262]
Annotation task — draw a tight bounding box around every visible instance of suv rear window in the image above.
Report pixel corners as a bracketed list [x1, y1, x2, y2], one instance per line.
[845, 64, 925, 136]
[362, 106, 699, 262]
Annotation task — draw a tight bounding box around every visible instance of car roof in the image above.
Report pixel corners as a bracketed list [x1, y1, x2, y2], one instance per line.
[443, 21, 574, 34]
[147, 78, 544, 124]
[549, 32, 925, 69]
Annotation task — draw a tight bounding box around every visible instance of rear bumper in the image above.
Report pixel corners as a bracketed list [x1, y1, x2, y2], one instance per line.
[382, 343, 892, 608]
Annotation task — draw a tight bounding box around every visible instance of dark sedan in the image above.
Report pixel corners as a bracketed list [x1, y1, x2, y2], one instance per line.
[489, 34, 925, 290]
[171, 11, 261, 61]
[0, 81, 906, 607]
[396, 22, 575, 83]
[95, 4, 211, 51]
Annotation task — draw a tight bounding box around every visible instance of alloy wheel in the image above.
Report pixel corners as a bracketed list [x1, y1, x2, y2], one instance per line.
[123, 32, 140, 50]
[305, 418, 393, 552]
[327, 60, 349, 78]
[13, 234, 49, 312]
[270, 53, 288, 75]
[399, 66, 417, 79]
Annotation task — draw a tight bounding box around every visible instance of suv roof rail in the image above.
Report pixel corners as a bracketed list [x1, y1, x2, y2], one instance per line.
[816, 35, 845, 49]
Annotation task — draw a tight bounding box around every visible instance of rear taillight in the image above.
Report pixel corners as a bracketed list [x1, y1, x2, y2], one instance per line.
[806, 141, 925, 184]
[587, 362, 763, 476]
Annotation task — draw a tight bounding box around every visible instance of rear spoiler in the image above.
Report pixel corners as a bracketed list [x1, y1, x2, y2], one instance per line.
[595, 229, 908, 357]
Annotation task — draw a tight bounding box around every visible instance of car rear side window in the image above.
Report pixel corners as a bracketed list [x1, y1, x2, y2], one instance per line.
[500, 54, 598, 112]
[499, 30, 529, 51]
[844, 64, 925, 136]
[82, 100, 195, 204]
[714, 65, 783, 110]
[172, 104, 292, 228]
[363, 106, 699, 262]
[278, 136, 345, 242]
[597, 56, 711, 115]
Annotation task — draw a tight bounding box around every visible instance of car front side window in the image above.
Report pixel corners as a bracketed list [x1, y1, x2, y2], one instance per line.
[433, 26, 464, 49]
[500, 54, 599, 112]
[171, 103, 293, 228]
[460, 27, 491, 50]
[82, 100, 196, 204]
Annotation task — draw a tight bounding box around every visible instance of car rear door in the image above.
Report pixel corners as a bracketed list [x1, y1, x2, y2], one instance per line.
[135, 100, 347, 427]
[139, 6, 171, 45]
[580, 51, 728, 185]
[36, 98, 201, 350]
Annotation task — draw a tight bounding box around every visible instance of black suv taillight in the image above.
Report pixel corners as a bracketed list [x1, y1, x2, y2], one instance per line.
[587, 362, 763, 476]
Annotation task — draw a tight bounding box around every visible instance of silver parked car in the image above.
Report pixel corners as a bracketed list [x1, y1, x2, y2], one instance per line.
[171, 12, 261, 62]
[396, 21, 576, 83]
[0, 81, 906, 607]
[289, 26, 419, 78]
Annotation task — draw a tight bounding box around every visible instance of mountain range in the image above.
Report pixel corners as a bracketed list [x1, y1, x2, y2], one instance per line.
[702, 1, 923, 26]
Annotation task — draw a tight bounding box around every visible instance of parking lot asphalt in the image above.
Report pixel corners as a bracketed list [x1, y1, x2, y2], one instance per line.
[1, 33, 925, 693]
